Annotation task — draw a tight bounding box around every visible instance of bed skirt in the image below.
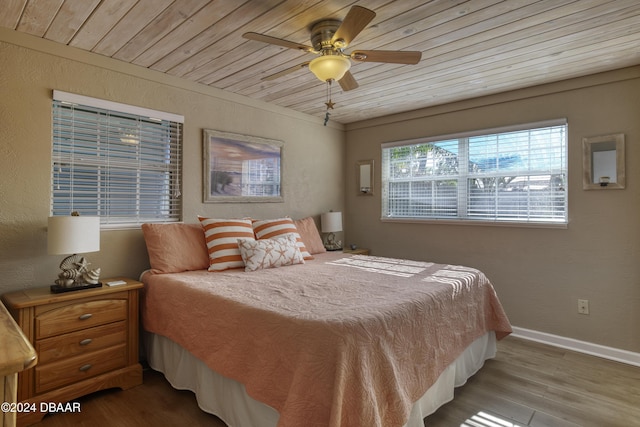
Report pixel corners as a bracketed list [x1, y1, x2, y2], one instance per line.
[145, 331, 496, 427]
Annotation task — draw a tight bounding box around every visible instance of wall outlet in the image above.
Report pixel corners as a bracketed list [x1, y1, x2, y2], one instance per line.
[578, 299, 589, 315]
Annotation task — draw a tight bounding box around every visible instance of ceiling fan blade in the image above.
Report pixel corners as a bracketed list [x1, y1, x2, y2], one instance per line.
[350, 50, 422, 64]
[261, 62, 310, 81]
[331, 6, 376, 47]
[243, 32, 315, 53]
[338, 71, 358, 91]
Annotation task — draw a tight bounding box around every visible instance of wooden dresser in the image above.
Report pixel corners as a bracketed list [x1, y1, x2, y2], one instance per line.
[1, 279, 143, 426]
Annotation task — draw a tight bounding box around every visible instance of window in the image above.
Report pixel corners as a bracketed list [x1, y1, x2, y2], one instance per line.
[51, 91, 183, 227]
[242, 158, 281, 197]
[381, 120, 567, 225]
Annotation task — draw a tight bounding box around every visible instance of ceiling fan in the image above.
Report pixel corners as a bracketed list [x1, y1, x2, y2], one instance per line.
[242, 5, 422, 92]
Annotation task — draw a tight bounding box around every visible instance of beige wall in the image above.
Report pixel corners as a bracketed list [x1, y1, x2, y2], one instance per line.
[345, 67, 640, 353]
[0, 30, 345, 295]
[2, 27, 638, 355]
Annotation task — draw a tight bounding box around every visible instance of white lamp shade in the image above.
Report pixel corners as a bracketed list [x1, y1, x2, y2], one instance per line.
[48, 216, 100, 255]
[309, 55, 351, 82]
[321, 211, 343, 233]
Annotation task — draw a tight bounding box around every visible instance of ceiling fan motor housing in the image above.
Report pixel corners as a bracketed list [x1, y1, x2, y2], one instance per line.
[310, 20, 343, 52]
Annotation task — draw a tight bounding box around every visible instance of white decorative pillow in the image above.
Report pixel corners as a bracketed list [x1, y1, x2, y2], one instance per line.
[237, 234, 304, 272]
[198, 217, 255, 271]
[252, 217, 313, 259]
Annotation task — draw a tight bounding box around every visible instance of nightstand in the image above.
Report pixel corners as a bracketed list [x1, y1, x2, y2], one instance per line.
[343, 248, 370, 255]
[1, 278, 143, 426]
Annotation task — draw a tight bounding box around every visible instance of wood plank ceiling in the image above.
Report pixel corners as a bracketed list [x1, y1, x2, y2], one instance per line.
[2, 0, 640, 124]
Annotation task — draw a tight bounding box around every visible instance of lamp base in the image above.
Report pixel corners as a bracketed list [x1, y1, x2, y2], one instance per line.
[323, 232, 343, 252]
[50, 282, 102, 294]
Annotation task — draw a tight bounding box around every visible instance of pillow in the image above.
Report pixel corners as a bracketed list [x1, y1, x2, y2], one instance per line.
[252, 217, 313, 259]
[294, 217, 326, 255]
[141, 223, 210, 274]
[198, 217, 255, 271]
[237, 234, 304, 272]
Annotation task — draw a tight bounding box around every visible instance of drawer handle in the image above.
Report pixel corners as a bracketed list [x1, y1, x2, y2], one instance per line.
[79, 364, 92, 372]
[79, 338, 93, 346]
[78, 313, 92, 320]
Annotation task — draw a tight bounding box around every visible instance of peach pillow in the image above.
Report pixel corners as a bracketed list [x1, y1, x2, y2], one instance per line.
[294, 217, 326, 255]
[141, 223, 210, 274]
[252, 217, 312, 259]
[199, 217, 255, 271]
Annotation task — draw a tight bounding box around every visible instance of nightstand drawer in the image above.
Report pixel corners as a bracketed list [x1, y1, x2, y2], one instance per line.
[35, 299, 127, 339]
[36, 321, 127, 364]
[35, 344, 127, 394]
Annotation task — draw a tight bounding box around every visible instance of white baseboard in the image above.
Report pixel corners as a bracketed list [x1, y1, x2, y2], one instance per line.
[510, 326, 640, 368]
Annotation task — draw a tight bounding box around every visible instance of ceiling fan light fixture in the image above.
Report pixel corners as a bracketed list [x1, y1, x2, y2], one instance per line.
[309, 55, 351, 82]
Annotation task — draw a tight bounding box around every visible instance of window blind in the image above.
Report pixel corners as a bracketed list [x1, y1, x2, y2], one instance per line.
[51, 92, 183, 227]
[381, 120, 567, 225]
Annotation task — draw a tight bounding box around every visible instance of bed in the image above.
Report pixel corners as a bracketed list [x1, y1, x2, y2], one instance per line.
[139, 219, 512, 427]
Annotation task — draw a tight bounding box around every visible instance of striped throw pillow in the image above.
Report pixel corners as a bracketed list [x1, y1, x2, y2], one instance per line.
[198, 217, 255, 271]
[252, 217, 313, 260]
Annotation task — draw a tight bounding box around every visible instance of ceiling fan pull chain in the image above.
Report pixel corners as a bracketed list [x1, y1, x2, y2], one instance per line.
[324, 80, 335, 126]
[324, 82, 330, 125]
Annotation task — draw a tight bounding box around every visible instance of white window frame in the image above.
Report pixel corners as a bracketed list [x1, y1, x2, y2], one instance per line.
[381, 119, 568, 228]
[51, 91, 184, 228]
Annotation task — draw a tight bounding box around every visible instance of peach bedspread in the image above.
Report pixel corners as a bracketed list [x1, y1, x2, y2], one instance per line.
[141, 252, 511, 427]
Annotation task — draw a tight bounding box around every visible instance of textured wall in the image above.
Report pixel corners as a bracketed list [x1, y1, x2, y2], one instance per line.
[0, 30, 345, 294]
[344, 67, 640, 353]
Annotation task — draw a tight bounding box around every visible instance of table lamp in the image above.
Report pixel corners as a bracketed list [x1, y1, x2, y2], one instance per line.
[321, 211, 343, 251]
[48, 213, 102, 293]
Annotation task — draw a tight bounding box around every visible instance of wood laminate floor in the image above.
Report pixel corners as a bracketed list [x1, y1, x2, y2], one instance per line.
[32, 336, 640, 427]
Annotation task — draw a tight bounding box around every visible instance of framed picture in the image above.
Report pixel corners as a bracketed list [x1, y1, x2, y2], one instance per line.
[203, 129, 283, 203]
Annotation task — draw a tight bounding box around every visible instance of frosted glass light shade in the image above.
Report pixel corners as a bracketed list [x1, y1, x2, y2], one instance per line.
[309, 55, 351, 82]
[48, 215, 100, 255]
[321, 211, 343, 233]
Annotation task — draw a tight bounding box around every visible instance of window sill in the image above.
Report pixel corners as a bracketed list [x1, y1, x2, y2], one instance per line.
[380, 217, 568, 229]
